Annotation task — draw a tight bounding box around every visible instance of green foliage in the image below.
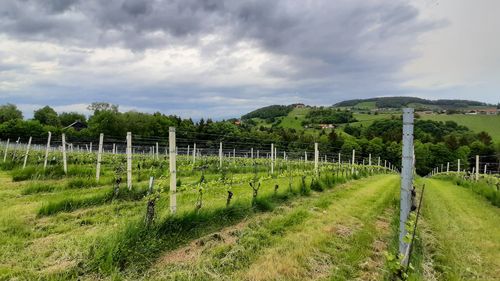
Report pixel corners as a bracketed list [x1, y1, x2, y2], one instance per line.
[305, 108, 356, 125]
[241, 105, 293, 121]
[0, 103, 23, 123]
[34, 106, 60, 126]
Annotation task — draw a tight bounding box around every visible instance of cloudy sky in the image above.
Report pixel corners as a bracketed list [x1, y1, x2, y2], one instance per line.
[0, 0, 498, 119]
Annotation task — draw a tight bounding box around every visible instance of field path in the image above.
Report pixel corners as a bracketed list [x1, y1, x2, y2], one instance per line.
[142, 174, 399, 280]
[419, 178, 500, 280]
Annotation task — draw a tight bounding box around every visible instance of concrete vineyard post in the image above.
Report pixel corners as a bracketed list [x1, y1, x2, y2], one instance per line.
[475, 155, 479, 181]
[169, 127, 177, 213]
[447, 162, 450, 173]
[90, 142, 92, 153]
[257, 150, 259, 158]
[271, 143, 274, 174]
[457, 159, 460, 173]
[112, 143, 116, 154]
[23, 137, 32, 169]
[314, 143, 319, 175]
[193, 143, 196, 164]
[484, 164, 487, 174]
[126, 132, 132, 190]
[233, 148, 236, 161]
[62, 133, 68, 174]
[305, 151, 307, 162]
[3, 139, 9, 162]
[369, 154, 372, 166]
[378, 156, 380, 166]
[251, 147, 253, 159]
[338, 153, 341, 168]
[44, 132, 51, 170]
[400, 108, 414, 265]
[96, 133, 104, 182]
[187, 145, 190, 158]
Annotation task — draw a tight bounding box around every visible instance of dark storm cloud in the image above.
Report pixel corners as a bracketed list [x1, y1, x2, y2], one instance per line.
[0, 0, 444, 117]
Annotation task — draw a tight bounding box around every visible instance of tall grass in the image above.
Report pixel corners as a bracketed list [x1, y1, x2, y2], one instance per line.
[21, 182, 57, 195]
[435, 174, 500, 207]
[37, 186, 148, 217]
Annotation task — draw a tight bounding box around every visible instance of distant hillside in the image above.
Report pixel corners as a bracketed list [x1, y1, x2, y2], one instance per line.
[334, 97, 491, 110]
[241, 105, 293, 120]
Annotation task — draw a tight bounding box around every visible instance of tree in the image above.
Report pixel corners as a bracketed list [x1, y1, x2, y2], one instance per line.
[87, 102, 118, 114]
[34, 106, 60, 126]
[59, 112, 87, 127]
[0, 103, 23, 123]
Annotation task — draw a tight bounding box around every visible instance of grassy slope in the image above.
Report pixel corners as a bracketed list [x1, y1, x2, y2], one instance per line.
[416, 178, 500, 280]
[142, 174, 399, 280]
[420, 114, 500, 143]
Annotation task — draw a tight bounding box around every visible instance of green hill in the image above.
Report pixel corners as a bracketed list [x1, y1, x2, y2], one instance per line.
[334, 96, 493, 110]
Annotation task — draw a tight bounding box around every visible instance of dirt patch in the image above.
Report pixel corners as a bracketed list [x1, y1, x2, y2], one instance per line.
[157, 221, 247, 266]
[357, 208, 394, 281]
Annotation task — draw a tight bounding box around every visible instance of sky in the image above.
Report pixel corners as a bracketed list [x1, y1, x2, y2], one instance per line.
[0, 0, 498, 119]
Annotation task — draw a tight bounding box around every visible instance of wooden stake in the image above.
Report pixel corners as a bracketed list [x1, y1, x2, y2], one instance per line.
[44, 132, 51, 170]
[169, 127, 177, 213]
[96, 133, 104, 182]
[23, 137, 32, 169]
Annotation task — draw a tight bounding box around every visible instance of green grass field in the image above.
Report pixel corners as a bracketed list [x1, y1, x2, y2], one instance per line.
[413, 178, 500, 280]
[421, 114, 500, 143]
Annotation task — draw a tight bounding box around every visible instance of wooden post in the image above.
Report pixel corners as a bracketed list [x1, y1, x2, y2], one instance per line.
[44, 132, 51, 169]
[3, 138, 9, 162]
[169, 127, 177, 213]
[127, 132, 132, 190]
[351, 149, 355, 174]
[314, 143, 319, 175]
[271, 143, 274, 174]
[156, 142, 159, 160]
[23, 137, 32, 169]
[475, 155, 479, 181]
[62, 133, 67, 174]
[148, 176, 154, 194]
[219, 142, 223, 168]
[193, 143, 196, 164]
[96, 133, 104, 182]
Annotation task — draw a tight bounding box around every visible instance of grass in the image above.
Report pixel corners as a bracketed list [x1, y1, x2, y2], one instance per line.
[37, 185, 148, 216]
[420, 114, 500, 143]
[413, 178, 500, 280]
[138, 175, 400, 280]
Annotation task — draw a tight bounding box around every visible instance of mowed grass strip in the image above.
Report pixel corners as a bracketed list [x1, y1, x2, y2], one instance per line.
[239, 174, 399, 281]
[141, 175, 399, 280]
[419, 178, 500, 280]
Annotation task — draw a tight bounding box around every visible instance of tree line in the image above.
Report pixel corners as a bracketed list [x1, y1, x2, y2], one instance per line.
[0, 102, 498, 175]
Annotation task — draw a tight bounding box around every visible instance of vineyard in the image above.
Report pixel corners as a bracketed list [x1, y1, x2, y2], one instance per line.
[0, 114, 499, 280]
[0, 130, 399, 280]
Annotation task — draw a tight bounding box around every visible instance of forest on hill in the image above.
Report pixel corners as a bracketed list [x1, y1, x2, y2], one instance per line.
[0, 102, 498, 176]
[334, 96, 493, 109]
